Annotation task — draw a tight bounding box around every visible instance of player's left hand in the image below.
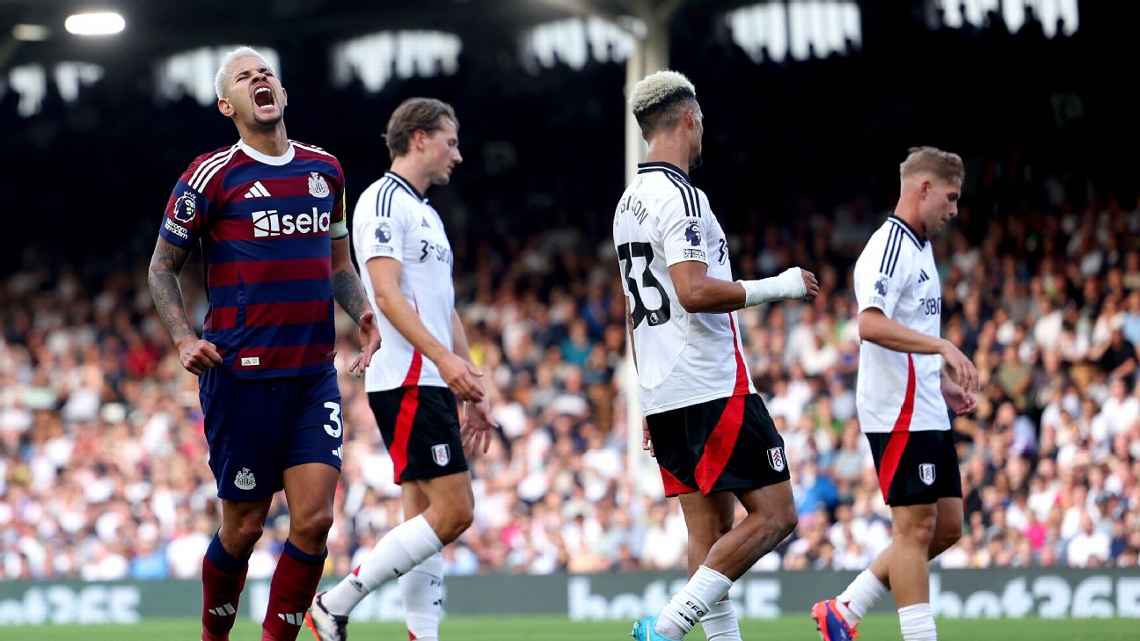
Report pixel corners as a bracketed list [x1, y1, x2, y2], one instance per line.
[460, 397, 494, 459]
[942, 379, 977, 415]
[348, 310, 381, 377]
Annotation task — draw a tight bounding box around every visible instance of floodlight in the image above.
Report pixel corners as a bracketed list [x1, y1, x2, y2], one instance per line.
[64, 11, 126, 36]
[13, 24, 50, 41]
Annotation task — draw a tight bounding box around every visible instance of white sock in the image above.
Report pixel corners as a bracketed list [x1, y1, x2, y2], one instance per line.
[836, 569, 888, 624]
[898, 603, 937, 641]
[321, 515, 442, 616]
[654, 565, 733, 640]
[699, 598, 741, 641]
[401, 552, 443, 641]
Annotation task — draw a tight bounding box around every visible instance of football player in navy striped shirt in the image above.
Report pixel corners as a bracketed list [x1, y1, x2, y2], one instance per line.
[148, 46, 380, 641]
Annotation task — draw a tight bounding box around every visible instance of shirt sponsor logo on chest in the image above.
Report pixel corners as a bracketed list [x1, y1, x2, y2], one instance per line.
[251, 206, 331, 238]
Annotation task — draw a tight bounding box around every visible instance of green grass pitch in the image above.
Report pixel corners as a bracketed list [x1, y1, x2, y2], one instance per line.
[0, 615, 1133, 640]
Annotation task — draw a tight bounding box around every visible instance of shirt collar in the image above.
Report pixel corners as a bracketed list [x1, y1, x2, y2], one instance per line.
[238, 139, 295, 166]
[637, 161, 691, 184]
[385, 170, 426, 202]
[888, 214, 928, 246]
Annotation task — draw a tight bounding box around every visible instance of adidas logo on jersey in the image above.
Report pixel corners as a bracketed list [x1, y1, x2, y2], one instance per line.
[918, 269, 930, 283]
[243, 181, 271, 198]
[421, 217, 431, 228]
[252, 207, 331, 237]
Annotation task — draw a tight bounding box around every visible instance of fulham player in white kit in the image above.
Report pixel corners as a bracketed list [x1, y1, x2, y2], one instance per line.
[812, 147, 979, 641]
[307, 98, 492, 641]
[621, 71, 820, 641]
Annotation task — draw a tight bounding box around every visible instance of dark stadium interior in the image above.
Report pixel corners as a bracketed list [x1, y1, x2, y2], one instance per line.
[1, 0, 1139, 586]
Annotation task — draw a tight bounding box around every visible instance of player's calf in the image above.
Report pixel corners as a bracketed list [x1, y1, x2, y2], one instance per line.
[401, 552, 444, 641]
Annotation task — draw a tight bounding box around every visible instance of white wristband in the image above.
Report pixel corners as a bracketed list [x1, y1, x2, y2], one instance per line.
[738, 268, 806, 307]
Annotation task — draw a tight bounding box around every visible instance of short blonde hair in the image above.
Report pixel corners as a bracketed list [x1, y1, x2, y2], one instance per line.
[215, 46, 275, 100]
[630, 70, 697, 137]
[900, 146, 965, 184]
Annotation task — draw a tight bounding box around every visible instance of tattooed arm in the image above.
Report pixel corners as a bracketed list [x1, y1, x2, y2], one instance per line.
[332, 236, 381, 375]
[148, 237, 222, 375]
[331, 236, 370, 323]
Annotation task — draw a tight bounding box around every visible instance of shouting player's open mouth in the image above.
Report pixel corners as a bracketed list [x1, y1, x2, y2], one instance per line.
[251, 83, 277, 118]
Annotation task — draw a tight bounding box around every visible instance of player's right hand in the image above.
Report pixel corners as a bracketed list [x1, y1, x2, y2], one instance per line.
[799, 269, 821, 301]
[176, 337, 222, 375]
[440, 353, 486, 402]
[940, 340, 979, 393]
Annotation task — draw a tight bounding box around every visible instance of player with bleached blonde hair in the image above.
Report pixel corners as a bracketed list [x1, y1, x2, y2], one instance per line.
[618, 70, 819, 641]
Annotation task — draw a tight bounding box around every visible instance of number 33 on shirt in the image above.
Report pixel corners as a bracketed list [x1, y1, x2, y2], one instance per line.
[613, 162, 756, 416]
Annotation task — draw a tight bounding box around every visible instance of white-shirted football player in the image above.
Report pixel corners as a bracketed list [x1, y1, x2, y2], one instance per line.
[308, 98, 492, 641]
[812, 147, 978, 641]
[619, 71, 820, 641]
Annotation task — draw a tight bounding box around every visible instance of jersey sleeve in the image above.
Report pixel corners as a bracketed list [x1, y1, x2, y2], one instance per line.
[157, 159, 212, 249]
[354, 183, 411, 263]
[854, 226, 914, 318]
[328, 157, 348, 240]
[655, 192, 708, 267]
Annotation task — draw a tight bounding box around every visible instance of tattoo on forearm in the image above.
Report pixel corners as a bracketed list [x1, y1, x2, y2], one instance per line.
[148, 240, 194, 343]
[333, 269, 369, 324]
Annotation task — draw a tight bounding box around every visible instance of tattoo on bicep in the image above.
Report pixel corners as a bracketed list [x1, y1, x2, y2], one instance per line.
[148, 240, 194, 342]
[332, 269, 369, 324]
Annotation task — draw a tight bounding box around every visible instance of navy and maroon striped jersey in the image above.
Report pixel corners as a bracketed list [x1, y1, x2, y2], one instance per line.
[158, 139, 347, 379]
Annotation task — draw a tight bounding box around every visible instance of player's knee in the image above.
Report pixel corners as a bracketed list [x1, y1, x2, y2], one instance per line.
[777, 505, 798, 540]
[436, 501, 474, 543]
[899, 513, 937, 547]
[223, 521, 264, 554]
[236, 521, 265, 544]
[293, 509, 335, 544]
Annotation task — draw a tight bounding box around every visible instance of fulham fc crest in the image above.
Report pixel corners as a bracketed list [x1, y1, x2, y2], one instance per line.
[234, 467, 257, 491]
[767, 447, 786, 472]
[919, 463, 936, 486]
[308, 172, 330, 198]
[432, 444, 450, 467]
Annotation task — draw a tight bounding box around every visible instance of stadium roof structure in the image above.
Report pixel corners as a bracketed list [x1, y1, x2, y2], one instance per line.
[0, 0, 770, 69]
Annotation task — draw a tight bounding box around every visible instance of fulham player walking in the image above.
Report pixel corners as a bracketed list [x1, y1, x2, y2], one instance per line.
[618, 70, 819, 641]
[812, 147, 978, 641]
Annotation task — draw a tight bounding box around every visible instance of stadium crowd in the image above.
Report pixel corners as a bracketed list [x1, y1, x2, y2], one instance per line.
[2, 4, 1138, 581]
[1, 179, 1137, 580]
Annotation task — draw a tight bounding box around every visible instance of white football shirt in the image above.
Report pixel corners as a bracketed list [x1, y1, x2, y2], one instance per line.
[353, 171, 454, 391]
[613, 162, 756, 416]
[853, 216, 949, 433]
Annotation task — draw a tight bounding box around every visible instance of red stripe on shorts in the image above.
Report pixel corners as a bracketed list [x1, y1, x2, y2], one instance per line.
[391, 386, 420, 483]
[659, 465, 696, 497]
[878, 354, 916, 502]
